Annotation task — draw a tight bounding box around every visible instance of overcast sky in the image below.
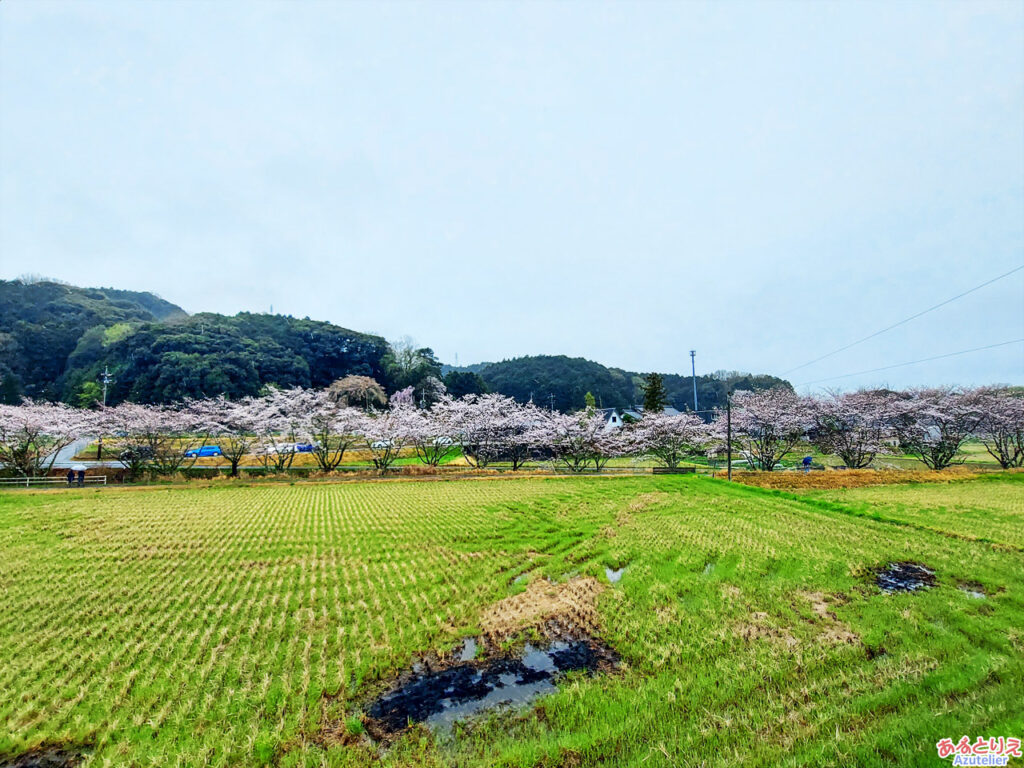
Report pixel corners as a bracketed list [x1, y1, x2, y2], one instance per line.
[1, 0, 1022, 391]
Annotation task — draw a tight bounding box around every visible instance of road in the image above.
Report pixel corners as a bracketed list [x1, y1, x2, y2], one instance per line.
[47, 436, 122, 469]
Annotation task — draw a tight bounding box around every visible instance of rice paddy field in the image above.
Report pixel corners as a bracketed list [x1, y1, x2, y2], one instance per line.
[1, 472, 1021, 767]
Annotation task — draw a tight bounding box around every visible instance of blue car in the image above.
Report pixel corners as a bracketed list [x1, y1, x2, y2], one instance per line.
[295, 442, 315, 453]
[184, 445, 223, 458]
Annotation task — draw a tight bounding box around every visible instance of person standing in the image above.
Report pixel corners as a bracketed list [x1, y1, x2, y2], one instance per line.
[66, 469, 75, 486]
[76, 469, 85, 487]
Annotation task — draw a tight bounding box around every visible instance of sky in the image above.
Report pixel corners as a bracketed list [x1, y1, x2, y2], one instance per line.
[1, 0, 1022, 392]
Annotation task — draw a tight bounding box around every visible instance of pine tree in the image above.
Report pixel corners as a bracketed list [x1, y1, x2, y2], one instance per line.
[641, 373, 668, 414]
[584, 391, 596, 411]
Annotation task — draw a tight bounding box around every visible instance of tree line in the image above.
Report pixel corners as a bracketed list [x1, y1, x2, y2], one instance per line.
[2, 280, 790, 416]
[2, 384, 1020, 481]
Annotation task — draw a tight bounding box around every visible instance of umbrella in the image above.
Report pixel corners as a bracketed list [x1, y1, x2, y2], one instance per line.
[71, 464, 88, 471]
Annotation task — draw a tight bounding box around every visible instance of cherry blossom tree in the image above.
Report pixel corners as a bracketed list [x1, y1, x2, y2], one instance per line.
[974, 388, 1024, 469]
[361, 405, 414, 473]
[407, 401, 458, 466]
[433, 394, 534, 469]
[627, 410, 710, 468]
[0, 400, 92, 477]
[94, 402, 154, 479]
[97, 402, 208, 478]
[189, 395, 260, 477]
[246, 387, 316, 473]
[720, 388, 809, 471]
[534, 408, 622, 472]
[390, 386, 415, 408]
[808, 389, 898, 469]
[296, 389, 364, 472]
[893, 387, 985, 470]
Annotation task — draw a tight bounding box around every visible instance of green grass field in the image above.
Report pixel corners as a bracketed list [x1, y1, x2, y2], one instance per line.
[1, 473, 1021, 767]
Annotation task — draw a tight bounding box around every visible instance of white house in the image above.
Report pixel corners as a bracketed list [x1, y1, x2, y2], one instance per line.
[598, 405, 681, 431]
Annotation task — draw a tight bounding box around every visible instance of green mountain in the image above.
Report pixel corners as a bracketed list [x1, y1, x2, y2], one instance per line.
[0, 279, 187, 401]
[1, 279, 789, 411]
[473, 355, 791, 414]
[0, 279, 388, 405]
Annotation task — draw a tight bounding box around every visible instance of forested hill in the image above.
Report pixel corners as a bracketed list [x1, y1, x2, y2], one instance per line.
[1, 279, 788, 410]
[0, 279, 187, 401]
[0, 279, 388, 404]
[462, 355, 792, 414]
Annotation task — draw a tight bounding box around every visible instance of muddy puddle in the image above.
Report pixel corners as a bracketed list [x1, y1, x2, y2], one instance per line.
[0, 747, 87, 768]
[876, 562, 936, 593]
[366, 633, 616, 736]
[959, 582, 987, 599]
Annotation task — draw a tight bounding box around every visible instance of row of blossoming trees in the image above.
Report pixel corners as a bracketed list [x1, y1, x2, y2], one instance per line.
[0, 386, 1021, 479]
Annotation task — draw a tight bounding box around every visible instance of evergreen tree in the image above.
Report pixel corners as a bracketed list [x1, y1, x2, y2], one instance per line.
[0, 373, 21, 405]
[642, 372, 668, 413]
[584, 391, 596, 410]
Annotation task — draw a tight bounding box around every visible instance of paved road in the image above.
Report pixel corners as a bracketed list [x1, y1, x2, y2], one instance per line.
[47, 436, 122, 469]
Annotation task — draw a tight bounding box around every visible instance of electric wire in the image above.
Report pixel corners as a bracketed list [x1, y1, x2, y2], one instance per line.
[795, 338, 1024, 388]
[782, 263, 1024, 375]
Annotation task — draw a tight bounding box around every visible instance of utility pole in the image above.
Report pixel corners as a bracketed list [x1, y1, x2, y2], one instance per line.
[100, 366, 113, 406]
[98, 366, 114, 460]
[690, 350, 698, 412]
[549, 393, 555, 412]
[726, 391, 732, 482]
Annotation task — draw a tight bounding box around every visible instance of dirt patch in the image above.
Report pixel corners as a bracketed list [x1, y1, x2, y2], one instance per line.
[734, 612, 800, 648]
[734, 593, 861, 649]
[797, 591, 860, 645]
[731, 467, 978, 490]
[0, 747, 88, 768]
[628, 491, 669, 512]
[479, 577, 604, 644]
[876, 562, 936, 593]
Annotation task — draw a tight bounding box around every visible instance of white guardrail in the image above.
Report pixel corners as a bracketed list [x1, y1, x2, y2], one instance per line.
[0, 476, 108, 488]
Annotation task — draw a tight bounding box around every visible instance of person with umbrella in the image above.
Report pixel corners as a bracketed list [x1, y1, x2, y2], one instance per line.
[72, 464, 87, 487]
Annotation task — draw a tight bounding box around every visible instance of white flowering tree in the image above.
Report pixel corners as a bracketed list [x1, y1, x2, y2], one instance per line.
[189, 395, 259, 477]
[362, 405, 414, 473]
[297, 389, 364, 472]
[250, 387, 308, 472]
[720, 388, 809, 471]
[627, 411, 710, 468]
[974, 388, 1024, 469]
[533, 408, 622, 472]
[893, 387, 986, 470]
[98, 402, 208, 478]
[408, 400, 458, 467]
[0, 400, 91, 477]
[809, 389, 898, 469]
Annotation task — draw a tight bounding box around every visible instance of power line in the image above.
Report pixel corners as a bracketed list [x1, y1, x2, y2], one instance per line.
[795, 338, 1024, 388]
[782, 263, 1024, 375]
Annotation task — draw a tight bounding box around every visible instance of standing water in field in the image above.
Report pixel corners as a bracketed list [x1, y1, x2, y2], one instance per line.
[959, 582, 987, 599]
[876, 562, 936, 593]
[366, 637, 615, 735]
[0, 747, 88, 768]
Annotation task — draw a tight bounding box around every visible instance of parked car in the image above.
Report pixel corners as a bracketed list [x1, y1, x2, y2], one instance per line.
[119, 446, 154, 462]
[184, 445, 223, 458]
[263, 442, 316, 454]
